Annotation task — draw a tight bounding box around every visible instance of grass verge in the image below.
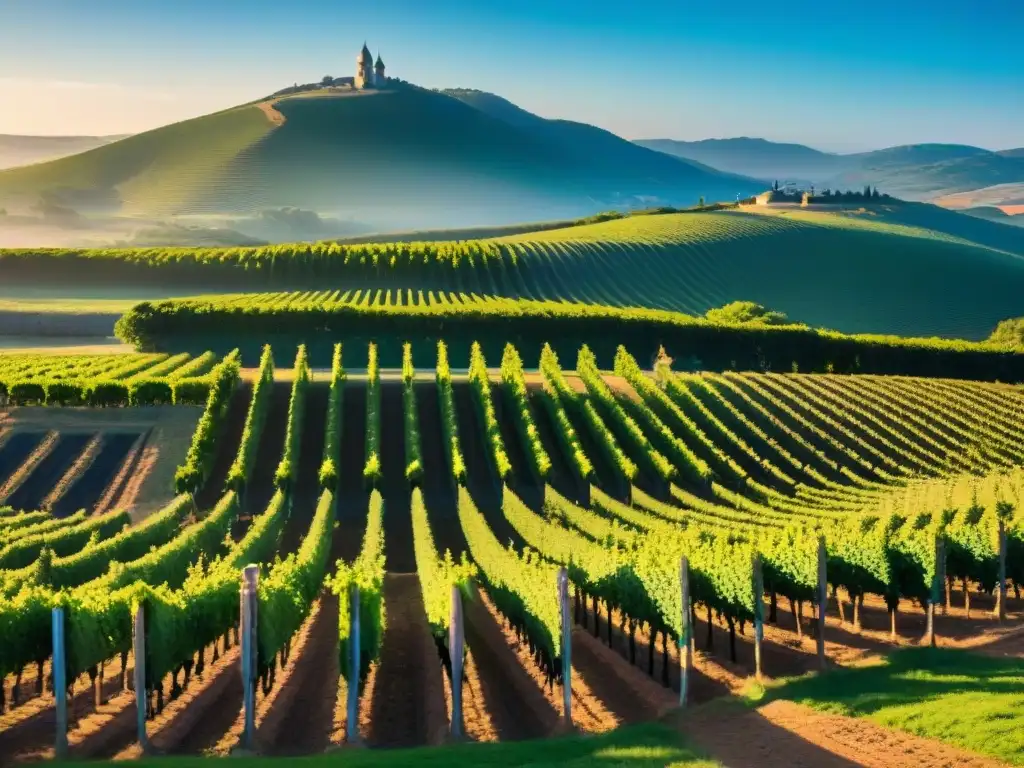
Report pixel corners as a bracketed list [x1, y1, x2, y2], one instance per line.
[74, 722, 718, 767]
[751, 647, 1024, 765]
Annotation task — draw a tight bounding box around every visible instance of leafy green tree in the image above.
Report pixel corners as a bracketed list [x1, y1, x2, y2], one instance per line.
[705, 300, 791, 326]
[988, 317, 1024, 347]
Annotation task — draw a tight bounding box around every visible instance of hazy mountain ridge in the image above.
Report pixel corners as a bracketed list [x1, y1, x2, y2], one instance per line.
[636, 137, 1024, 202]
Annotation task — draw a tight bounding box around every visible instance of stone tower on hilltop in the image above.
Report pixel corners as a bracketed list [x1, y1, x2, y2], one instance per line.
[355, 42, 387, 90]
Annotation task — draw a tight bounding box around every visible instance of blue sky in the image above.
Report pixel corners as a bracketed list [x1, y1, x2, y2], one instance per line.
[1, 0, 1021, 152]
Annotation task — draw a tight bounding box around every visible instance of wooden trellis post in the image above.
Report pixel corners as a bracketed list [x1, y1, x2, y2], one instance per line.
[679, 556, 692, 705]
[346, 582, 361, 744]
[52, 607, 68, 760]
[240, 565, 258, 752]
[133, 604, 151, 752]
[449, 584, 465, 739]
[558, 568, 572, 726]
[752, 554, 764, 681]
[997, 520, 1007, 623]
[816, 536, 827, 671]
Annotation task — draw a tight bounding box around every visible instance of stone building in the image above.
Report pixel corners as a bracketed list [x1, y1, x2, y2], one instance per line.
[355, 43, 387, 90]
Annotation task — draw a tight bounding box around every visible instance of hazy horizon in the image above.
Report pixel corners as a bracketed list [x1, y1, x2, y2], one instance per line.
[2, 0, 1021, 153]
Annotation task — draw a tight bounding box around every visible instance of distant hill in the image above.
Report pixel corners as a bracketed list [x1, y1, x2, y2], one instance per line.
[0, 86, 759, 230]
[637, 137, 1024, 201]
[634, 137, 844, 183]
[957, 206, 1024, 227]
[0, 134, 129, 171]
[934, 182, 1024, 211]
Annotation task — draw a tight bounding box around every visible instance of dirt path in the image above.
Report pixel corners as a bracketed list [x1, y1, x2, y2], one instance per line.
[677, 699, 1006, 768]
[462, 587, 559, 739]
[379, 382, 414, 573]
[364, 574, 447, 748]
[262, 597, 340, 755]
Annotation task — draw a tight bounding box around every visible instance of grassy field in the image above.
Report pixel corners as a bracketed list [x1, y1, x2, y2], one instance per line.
[754, 648, 1024, 765]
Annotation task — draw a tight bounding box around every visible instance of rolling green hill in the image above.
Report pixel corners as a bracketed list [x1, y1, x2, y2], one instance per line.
[0, 86, 759, 228]
[4, 204, 1024, 340]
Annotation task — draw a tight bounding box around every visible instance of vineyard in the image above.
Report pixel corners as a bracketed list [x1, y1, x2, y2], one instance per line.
[0, 340, 1021, 763]
[6, 207, 1024, 340]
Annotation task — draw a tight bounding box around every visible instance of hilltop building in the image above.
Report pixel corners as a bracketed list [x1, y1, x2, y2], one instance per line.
[355, 43, 387, 90]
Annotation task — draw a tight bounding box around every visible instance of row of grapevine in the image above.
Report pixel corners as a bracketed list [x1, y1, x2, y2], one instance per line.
[436, 342, 467, 486]
[330, 491, 386, 684]
[319, 344, 345, 489]
[577, 345, 674, 482]
[364, 344, 382, 487]
[226, 345, 275, 494]
[540, 343, 636, 483]
[0, 352, 229, 407]
[173, 350, 243, 494]
[456, 486, 562, 678]
[0, 511, 66, 541]
[468, 342, 512, 482]
[273, 345, 310, 491]
[500, 343, 552, 481]
[403, 343, 425, 485]
[257, 489, 337, 674]
[411, 488, 476, 637]
[37, 495, 193, 591]
[0, 508, 130, 573]
[665, 373, 797, 488]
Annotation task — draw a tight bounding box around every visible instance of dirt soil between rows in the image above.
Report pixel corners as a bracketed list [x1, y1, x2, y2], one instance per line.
[1, 405, 200, 520]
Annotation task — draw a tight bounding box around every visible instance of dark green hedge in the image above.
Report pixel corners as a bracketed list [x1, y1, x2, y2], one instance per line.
[115, 295, 1024, 381]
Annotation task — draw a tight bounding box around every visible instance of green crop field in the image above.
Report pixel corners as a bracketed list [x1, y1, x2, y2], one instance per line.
[0, 337, 1021, 762]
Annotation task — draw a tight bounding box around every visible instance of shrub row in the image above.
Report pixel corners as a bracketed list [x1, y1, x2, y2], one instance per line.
[0, 372, 221, 407]
[116, 294, 1024, 381]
